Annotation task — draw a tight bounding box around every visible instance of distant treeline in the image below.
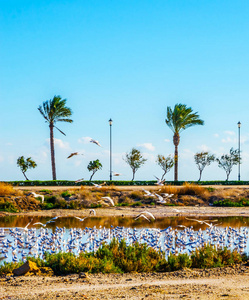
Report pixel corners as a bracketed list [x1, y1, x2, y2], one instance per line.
[4, 180, 249, 186]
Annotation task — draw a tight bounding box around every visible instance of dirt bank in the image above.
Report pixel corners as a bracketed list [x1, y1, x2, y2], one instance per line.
[1, 265, 249, 299]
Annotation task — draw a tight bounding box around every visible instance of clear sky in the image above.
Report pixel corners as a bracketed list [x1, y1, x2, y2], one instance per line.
[0, 0, 249, 181]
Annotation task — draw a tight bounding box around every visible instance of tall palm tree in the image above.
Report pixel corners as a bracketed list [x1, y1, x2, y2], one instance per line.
[38, 95, 73, 180]
[165, 104, 204, 181]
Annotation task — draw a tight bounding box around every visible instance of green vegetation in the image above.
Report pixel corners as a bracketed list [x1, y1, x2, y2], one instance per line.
[87, 159, 103, 181]
[16, 156, 37, 181]
[214, 198, 249, 207]
[0, 201, 18, 212]
[156, 154, 174, 181]
[194, 151, 215, 181]
[0, 241, 246, 276]
[7, 179, 249, 187]
[216, 148, 241, 181]
[124, 148, 147, 181]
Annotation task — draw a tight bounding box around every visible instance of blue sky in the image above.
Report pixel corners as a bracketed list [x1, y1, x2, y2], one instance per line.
[0, 0, 249, 181]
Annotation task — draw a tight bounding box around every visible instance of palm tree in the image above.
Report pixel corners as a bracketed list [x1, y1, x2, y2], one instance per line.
[38, 95, 73, 180]
[165, 104, 204, 181]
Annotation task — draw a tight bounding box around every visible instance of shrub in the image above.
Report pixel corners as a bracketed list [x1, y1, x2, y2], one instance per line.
[0, 201, 18, 212]
[61, 191, 72, 198]
[0, 182, 16, 196]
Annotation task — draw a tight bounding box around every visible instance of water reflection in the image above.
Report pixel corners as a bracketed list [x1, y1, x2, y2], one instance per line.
[1, 215, 249, 230]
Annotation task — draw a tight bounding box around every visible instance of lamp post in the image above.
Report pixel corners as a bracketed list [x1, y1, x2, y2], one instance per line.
[109, 118, 113, 181]
[238, 121, 241, 181]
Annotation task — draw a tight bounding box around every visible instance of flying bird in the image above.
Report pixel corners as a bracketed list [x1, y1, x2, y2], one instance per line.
[154, 176, 165, 186]
[113, 172, 122, 176]
[142, 189, 155, 197]
[135, 214, 151, 222]
[90, 139, 102, 147]
[101, 196, 115, 206]
[28, 192, 44, 203]
[33, 216, 59, 227]
[74, 216, 88, 222]
[135, 211, 155, 220]
[75, 178, 84, 183]
[89, 209, 96, 216]
[91, 182, 106, 188]
[67, 152, 84, 159]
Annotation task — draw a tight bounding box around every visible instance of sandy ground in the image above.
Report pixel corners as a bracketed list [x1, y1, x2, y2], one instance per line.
[2, 265, 249, 299]
[2, 205, 249, 219]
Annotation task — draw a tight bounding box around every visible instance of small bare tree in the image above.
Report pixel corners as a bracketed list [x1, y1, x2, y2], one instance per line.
[194, 151, 215, 181]
[156, 154, 174, 180]
[124, 148, 147, 181]
[216, 148, 241, 181]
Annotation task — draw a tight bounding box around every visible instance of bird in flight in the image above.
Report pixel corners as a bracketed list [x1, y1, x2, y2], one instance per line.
[33, 217, 59, 227]
[89, 209, 96, 216]
[91, 182, 106, 188]
[90, 139, 102, 147]
[142, 189, 155, 197]
[101, 196, 115, 206]
[135, 211, 155, 220]
[135, 214, 151, 222]
[74, 216, 88, 222]
[154, 176, 165, 186]
[113, 172, 122, 176]
[67, 152, 84, 159]
[28, 192, 44, 204]
[75, 178, 84, 183]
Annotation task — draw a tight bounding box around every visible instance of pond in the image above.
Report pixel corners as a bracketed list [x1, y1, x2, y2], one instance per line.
[1, 216, 249, 264]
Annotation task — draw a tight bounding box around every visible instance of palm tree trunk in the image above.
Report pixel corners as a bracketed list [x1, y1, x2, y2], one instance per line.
[173, 133, 180, 181]
[22, 171, 29, 181]
[49, 123, 56, 180]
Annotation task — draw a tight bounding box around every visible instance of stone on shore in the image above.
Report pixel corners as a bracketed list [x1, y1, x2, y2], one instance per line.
[13, 261, 40, 276]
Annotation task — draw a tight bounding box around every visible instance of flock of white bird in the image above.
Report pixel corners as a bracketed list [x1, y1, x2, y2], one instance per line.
[1, 213, 249, 264]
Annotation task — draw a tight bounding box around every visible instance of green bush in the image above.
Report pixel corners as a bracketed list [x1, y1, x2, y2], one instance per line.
[0, 241, 247, 275]
[0, 201, 18, 212]
[61, 191, 72, 198]
[213, 198, 249, 207]
[6, 179, 249, 187]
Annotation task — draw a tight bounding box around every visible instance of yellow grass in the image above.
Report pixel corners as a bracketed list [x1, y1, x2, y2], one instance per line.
[0, 182, 16, 196]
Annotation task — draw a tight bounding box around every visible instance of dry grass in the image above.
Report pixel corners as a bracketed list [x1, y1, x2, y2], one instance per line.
[0, 182, 19, 196]
[212, 188, 242, 200]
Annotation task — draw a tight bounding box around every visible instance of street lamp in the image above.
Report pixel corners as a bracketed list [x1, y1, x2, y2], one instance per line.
[238, 121, 241, 181]
[109, 118, 113, 181]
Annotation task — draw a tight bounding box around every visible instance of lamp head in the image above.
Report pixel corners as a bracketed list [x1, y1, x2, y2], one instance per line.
[109, 118, 113, 126]
[238, 121, 241, 128]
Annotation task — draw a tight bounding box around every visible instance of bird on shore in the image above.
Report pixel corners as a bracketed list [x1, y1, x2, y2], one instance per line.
[90, 139, 102, 147]
[28, 192, 44, 204]
[67, 152, 84, 159]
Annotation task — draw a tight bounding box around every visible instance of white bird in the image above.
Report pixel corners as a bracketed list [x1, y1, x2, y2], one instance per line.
[113, 172, 122, 176]
[142, 189, 155, 197]
[90, 139, 102, 147]
[89, 209, 96, 216]
[67, 152, 84, 159]
[33, 217, 59, 227]
[154, 193, 166, 204]
[135, 211, 155, 220]
[135, 214, 151, 222]
[101, 197, 115, 206]
[74, 216, 87, 222]
[28, 192, 44, 204]
[154, 176, 165, 186]
[92, 182, 106, 188]
[172, 208, 182, 213]
[75, 178, 84, 183]
[20, 219, 33, 231]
